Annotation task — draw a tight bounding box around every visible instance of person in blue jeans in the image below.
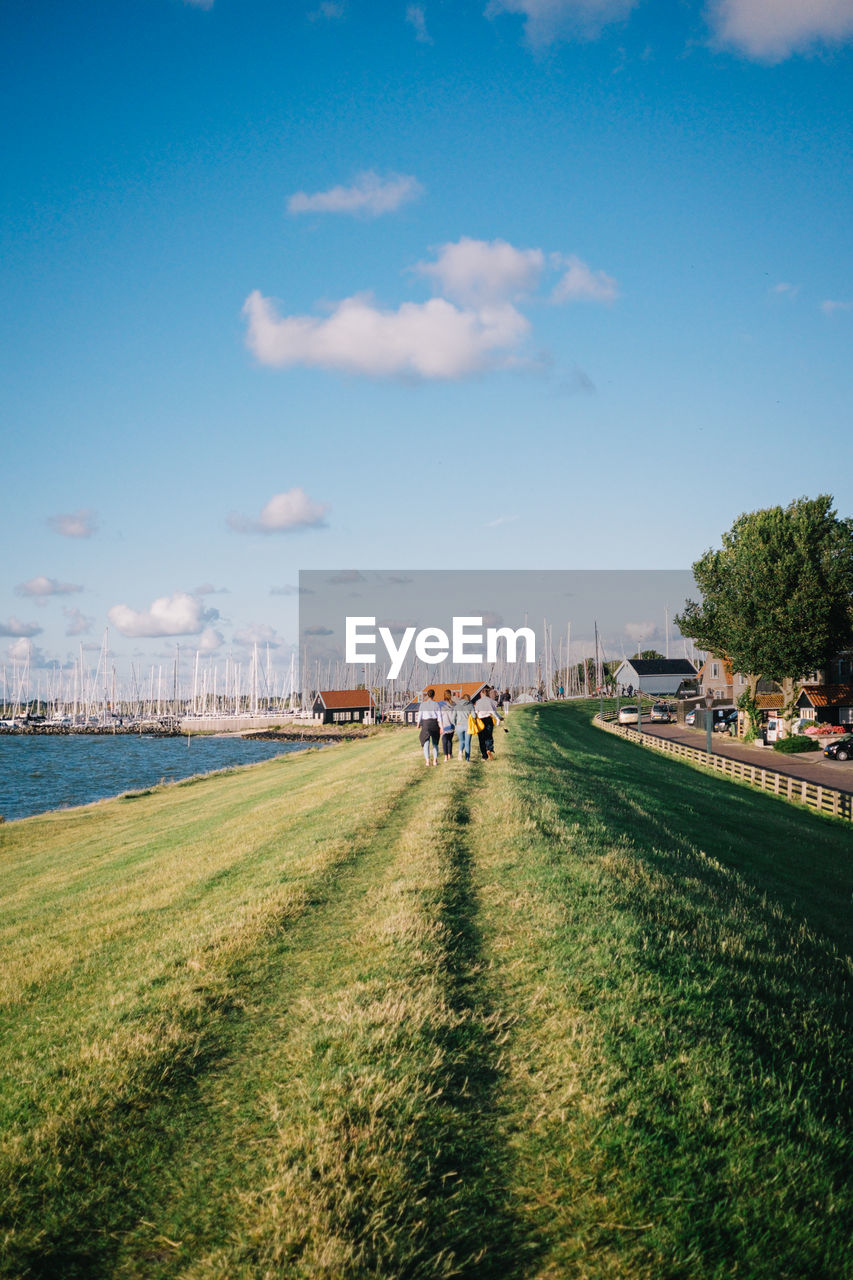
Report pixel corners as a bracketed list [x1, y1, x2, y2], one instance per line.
[452, 693, 475, 761]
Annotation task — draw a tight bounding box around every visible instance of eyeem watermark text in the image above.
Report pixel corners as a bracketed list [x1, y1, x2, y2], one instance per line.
[346, 616, 536, 680]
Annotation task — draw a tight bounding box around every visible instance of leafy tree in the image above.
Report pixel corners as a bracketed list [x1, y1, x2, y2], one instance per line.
[630, 649, 665, 661]
[675, 496, 853, 725]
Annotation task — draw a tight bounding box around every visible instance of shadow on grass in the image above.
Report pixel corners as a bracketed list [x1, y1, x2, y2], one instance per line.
[533, 705, 852, 954]
[509, 704, 853, 1279]
[423, 773, 540, 1279]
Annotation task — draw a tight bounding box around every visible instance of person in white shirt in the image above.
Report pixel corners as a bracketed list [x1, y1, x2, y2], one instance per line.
[416, 689, 442, 765]
[437, 688, 456, 762]
[473, 686, 503, 760]
[452, 693, 475, 761]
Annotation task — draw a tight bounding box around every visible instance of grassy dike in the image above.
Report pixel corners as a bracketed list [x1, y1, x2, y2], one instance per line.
[0, 709, 850, 1279]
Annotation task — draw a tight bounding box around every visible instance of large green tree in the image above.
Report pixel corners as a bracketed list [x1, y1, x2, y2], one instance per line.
[675, 496, 853, 718]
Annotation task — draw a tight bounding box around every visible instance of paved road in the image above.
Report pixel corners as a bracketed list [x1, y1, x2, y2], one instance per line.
[637, 719, 853, 796]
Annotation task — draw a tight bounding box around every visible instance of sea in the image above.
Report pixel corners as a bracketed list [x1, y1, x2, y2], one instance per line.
[0, 734, 312, 823]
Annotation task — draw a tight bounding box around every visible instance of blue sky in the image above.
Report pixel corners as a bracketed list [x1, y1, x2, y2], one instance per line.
[2, 0, 852, 688]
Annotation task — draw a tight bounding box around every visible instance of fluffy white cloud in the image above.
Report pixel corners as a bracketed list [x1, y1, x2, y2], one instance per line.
[228, 487, 330, 534]
[0, 617, 43, 638]
[287, 171, 423, 217]
[107, 593, 218, 639]
[243, 289, 530, 379]
[6, 637, 48, 665]
[406, 4, 433, 42]
[552, 254, 618, 303]
[486, 0, 638, 44]
[48, 509, 97, 538]
[821, 299, 852, 315]
[416, 237, 545, 306]
[16, 576, 83, 598]
[245, 238, 617, 381]
[707, 0, 853, 60]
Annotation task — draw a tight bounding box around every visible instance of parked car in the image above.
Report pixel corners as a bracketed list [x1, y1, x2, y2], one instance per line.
[617, 705, 639, 725]
[823, 735, 853, 761]
[713, 709, 739, 733]
[685, 708, 696, 726]
[650, 702, 672, 723]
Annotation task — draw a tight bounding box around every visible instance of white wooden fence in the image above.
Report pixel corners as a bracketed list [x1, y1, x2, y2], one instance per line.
[594, 714, 853, 822]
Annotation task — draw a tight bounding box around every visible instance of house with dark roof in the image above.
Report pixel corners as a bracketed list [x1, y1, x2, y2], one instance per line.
[796, 684, 853, 728]
[312, 689, 375, 725]
[613, 658, 698, 696]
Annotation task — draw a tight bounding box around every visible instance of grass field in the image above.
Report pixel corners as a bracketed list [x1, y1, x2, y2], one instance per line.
[1, 707, 850, 1279]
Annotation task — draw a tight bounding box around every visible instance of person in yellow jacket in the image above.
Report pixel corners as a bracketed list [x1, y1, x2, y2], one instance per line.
[473, 686, 503, 760]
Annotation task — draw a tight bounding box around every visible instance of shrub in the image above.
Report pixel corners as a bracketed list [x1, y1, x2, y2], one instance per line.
[773, 736, 820, 754]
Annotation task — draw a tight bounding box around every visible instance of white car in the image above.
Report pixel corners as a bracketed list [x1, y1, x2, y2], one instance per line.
[617, 705, 640, 726]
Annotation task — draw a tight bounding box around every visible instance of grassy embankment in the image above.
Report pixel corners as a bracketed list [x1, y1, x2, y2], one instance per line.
[1, 707, 850, 1279]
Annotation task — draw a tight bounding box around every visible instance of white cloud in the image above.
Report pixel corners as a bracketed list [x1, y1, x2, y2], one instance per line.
[6, 637, 48, 665]
[486, 0, 639, 44]
[48, 509, 97, 538]
[821, 299, 852, 315]
[243, 289, 530, 379]
[707, 0, 853, 60]
[107, 593, 218, 639]
[287, 171, 423, 217]
[244, 238, 617, 381]
[416, 237, 545, 306]
[63, 607, 94, 637]
[16, 576, 83, 598]
[771, 281, 799, 299]
[406, 4, 433, 42]
[551, 254, 619, 303]
[228, 487, 330, 534]
[0, 617, 43, 638]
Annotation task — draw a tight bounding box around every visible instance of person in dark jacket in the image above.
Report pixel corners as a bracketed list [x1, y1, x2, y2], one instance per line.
[416, 689, 442, 765]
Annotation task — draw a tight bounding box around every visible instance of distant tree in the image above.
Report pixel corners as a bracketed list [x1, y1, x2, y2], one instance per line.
[630, 649, 665, 661]
[675, 495, 853, 725]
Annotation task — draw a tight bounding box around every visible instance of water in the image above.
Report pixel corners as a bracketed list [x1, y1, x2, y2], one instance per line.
[0, 734, 313, 823]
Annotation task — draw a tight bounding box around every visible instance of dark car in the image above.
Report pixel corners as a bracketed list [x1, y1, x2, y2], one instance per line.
[823, 735, 853, 761]
[713, 708, 739, 732]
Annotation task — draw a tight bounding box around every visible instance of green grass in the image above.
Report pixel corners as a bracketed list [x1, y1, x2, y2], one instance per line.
[0, 708, 850, 1279]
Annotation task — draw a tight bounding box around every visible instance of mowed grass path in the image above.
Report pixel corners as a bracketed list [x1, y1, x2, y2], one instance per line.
[1, 709, 850, 1279]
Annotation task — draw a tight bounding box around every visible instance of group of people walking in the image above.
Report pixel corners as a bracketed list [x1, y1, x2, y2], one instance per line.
[416, 685, 508, 765]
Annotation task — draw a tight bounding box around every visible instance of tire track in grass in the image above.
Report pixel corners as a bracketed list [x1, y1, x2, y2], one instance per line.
[136, 763, 532, 1280]
[0, 740, 431, 1280]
